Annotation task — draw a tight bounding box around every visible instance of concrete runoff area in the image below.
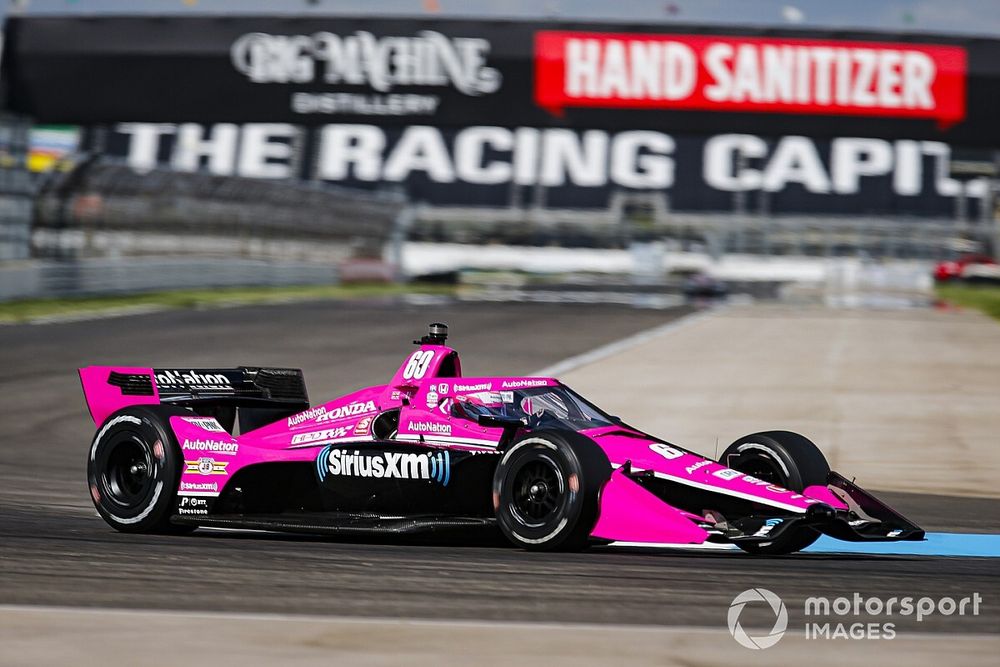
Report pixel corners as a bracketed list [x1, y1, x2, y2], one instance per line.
[557, 305, 1000, 499]
[1, 606, 997, 667]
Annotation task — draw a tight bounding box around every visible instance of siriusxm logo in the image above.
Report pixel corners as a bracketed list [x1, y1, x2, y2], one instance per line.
[317, 448, 450, 486]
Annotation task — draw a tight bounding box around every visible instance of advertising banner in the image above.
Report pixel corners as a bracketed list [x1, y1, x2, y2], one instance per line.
[98, 121, 992, 216]
[2, 17, 998, 144]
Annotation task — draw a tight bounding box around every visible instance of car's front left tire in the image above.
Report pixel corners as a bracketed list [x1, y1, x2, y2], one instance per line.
[492, 430, 611, 551]
[87, 405, 194, 533]
[721, 430, 830, 555]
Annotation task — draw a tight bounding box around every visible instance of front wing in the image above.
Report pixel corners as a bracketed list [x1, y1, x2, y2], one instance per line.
[591, 468, 924, 546]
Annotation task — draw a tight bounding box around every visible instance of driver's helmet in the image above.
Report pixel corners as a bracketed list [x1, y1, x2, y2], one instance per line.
[455, 391, 515, 419]
[519, 392, 570, 420]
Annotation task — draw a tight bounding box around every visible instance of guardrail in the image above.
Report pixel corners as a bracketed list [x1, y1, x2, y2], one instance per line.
[0, 257, 341, 302]
[33, 158, 405, 254]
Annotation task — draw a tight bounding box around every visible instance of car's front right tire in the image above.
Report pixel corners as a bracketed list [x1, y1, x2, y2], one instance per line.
[492, 431, 610, 551]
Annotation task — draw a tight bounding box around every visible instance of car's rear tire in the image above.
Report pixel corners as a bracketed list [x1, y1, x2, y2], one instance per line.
[87, 405, 194, 534]
[492, 430, 611, 551]
[720, 430, 830, 555]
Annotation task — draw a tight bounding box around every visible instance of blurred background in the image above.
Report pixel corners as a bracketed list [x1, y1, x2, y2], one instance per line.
[1, 0, 999, 306]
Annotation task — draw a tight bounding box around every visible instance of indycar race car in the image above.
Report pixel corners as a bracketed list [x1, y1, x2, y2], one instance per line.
[80, 323, 923, 554]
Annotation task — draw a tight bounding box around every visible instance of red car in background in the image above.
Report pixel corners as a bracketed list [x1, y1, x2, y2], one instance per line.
[934, 254, 998, 282]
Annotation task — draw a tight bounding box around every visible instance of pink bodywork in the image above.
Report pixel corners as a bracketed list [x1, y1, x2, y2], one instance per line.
[80, 342, 848, 545]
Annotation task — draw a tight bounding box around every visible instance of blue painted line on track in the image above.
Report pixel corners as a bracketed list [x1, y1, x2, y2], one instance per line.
[805, 532, 1000, 558]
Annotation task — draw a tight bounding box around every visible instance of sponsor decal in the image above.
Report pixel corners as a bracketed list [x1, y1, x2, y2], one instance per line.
[288, 406, 328, 427]
[231, 30, 502, 96]
[437, 383, 450, 394]
[155, 370, 231, 389]
[291, 426, 351, 445]
[182, 417, 227, 433]
[713, 468, 743, 481]
[354, 416, 373, 436]
[178, 496, 209, 516]
[402, 350, 435, 380]
[182, 438, 238, 456]
[685, 460, 712, 474]
[180, 481, 219, 493]
[316, 400, 377, 422]
[407, 421, 452, 435]
[318, 447, 450, 485]
[453, 381, 492, 392]
[500, 379, 549, 389]
[426, 390, 439, 409]
[753, 517, 784, 537]
[535, 31, 966, 125]
[649, 443, 685, 460]
[185, 457, 229, 475]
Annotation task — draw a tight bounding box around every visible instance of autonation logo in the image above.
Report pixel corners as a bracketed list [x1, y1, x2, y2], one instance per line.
[728, 589, 983, 648]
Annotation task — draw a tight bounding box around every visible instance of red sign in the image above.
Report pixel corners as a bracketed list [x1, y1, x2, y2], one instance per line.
[535, 31, 967, 126]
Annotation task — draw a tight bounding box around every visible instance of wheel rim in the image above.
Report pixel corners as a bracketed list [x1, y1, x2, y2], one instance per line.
[510, 456, 564, 526]
[101, 435, 154, 507]
[737, 457, 784, 485]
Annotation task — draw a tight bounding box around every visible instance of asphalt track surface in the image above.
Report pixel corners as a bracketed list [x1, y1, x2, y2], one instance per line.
[0, 299, 997, 635]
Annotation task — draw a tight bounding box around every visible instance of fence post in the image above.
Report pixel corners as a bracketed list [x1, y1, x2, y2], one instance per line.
[390, 205, 415, 283]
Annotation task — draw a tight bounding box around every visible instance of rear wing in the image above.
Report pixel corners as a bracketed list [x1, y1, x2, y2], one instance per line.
[79, 366, 309, 426]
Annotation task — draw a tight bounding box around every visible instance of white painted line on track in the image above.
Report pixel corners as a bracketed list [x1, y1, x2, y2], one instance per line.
[532, 306, 722, 377]
[0, 304, 172, 326]
[0, 603, 713, 635]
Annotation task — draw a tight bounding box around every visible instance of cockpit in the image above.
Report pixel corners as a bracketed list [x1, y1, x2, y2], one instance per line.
[451, 385, 616, 431]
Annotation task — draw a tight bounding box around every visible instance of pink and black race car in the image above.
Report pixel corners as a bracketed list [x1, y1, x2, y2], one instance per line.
[80, 323, 923, 555]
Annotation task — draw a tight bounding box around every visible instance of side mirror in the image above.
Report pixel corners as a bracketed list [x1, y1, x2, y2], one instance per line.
[477, 414, 523, 429]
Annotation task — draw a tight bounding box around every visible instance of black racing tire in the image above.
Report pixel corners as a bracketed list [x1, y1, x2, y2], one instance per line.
[87, 405, 195, 534]
[720, 430, 830, 555]
[492, 430, 611, 552]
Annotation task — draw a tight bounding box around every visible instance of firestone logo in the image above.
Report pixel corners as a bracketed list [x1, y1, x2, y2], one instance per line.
[231, 30, 502, 95]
